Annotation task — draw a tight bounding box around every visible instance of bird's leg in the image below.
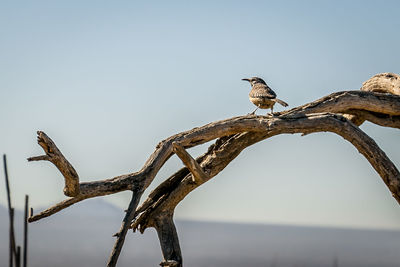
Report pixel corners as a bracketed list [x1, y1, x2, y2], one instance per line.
[267, 106, 274, 116]
[249, 107, 259, 115]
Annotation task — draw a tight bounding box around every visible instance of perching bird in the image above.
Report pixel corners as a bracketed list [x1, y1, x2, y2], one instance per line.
[242, 77, 288, 115]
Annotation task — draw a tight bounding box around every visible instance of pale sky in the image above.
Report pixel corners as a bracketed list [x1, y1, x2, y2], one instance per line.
[1, 0, 400, 230]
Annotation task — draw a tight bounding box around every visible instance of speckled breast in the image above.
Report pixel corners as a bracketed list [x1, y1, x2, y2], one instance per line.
[249, 96, 275, 109]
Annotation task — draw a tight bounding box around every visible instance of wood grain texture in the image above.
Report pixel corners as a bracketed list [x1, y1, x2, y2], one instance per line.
[172, 142, 209, 184]
[361, 72, 400, 95]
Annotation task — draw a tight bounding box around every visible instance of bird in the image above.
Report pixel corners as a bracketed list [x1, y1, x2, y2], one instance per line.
[242, 77, 288, 115]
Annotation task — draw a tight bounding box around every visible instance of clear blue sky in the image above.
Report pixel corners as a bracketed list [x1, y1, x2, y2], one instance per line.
[1, 0, 400, 230]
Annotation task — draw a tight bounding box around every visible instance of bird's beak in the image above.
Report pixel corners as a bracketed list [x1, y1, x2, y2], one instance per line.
[242, 78, 250, 82]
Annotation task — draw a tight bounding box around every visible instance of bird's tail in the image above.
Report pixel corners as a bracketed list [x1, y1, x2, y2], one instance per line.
[274, 98, 289, 107]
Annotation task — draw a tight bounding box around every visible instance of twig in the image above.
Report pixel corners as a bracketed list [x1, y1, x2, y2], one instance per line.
[107, 189, 143, 267]
[27, 131, 80, 197]
[28, 197, 84, 222]
[172, 142, 208, 183]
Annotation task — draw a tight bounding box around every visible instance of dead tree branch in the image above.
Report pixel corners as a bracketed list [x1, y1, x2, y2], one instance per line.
[279, 91, 400, 117]
[27, 87, 400, 266]
[130, 113, 400, 266]
[28, 197, 85, 222]
[172, 142, 209, 184]
[107, 189, 142, 266]
[28, 91, 400, 223]
[27, 131, 80, 197]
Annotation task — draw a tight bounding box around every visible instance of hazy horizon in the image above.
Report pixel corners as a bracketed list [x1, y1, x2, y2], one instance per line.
[1, 199, 400, 267]
[2, 201, 399, 233]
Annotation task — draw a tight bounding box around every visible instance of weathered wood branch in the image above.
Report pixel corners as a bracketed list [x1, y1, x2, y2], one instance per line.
[130, 113, 400, 266]
[107, 189, 142, 266]
[150, 212, 182, 266]
[344, 110, 400, 128]
[132, 113, 400, 231]
[28, 91, 400, 223]
[27, 131, 80, 197]
[28, 87, 400, 266]
[28, 197, 85, 222]
[279, 91, 400, 117]
[172, 142, 209, 184]
[28, 91, 400, 222]
[361, 72, 400, 95]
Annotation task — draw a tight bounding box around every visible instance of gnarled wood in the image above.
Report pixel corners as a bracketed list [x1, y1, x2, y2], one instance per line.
[28, 83, 400, 266]
[172, 142, 209, 184]
[28, 131, 80, 197]
[343, 73, 400, 126]
[361, 72, 400, 95]
[130, 113, 400, 264]
[132, 113, 400, 231]
[280, 91, 400, 117]
[28, 91, 400, 224]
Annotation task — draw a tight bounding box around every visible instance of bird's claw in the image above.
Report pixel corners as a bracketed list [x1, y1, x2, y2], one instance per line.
[266, 112, 274, 117]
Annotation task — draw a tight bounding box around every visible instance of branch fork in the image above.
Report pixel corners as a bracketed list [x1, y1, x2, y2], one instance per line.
[27, 84, 400, 267]
[28, 131, 80, 197]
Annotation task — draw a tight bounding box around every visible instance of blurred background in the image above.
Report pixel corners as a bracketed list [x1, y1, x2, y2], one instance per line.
[1, 0, 400, 266]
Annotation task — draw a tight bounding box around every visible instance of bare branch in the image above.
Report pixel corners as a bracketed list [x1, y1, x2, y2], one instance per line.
[172, 142, 208, 184]
[345, 110, 400, 128]
[280, 91, 400, 117]
[29, 91, 400, 222]
[28, 131, 80, 197]
[27, 155, 49, 161]
[27, 88, 400, 266]
[107, 189, 142, 267]
[28, 197, 84, 222]
[129, 112, 400, 264]
[133, 113, 400, 234]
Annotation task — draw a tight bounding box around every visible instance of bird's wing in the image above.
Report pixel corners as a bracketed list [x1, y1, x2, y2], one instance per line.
[249, 84, 277, 99]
